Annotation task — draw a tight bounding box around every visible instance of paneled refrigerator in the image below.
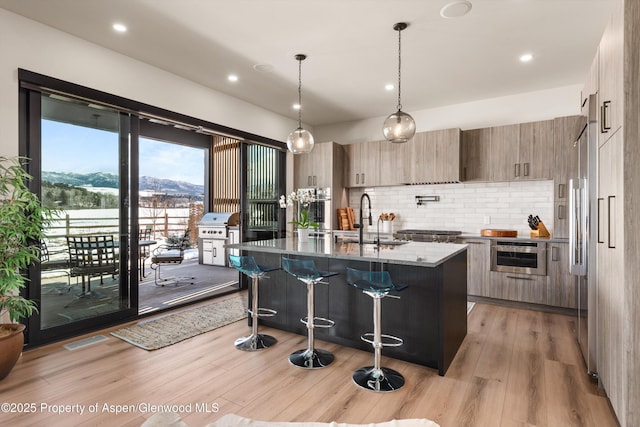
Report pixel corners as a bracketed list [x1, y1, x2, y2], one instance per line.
[570, 93, 598, 378]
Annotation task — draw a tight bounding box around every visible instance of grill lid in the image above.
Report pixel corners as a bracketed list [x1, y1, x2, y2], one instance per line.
[198, 212, 239, 227]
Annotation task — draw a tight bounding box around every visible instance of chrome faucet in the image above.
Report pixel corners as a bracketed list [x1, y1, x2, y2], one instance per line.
[355, 193, 372, 245]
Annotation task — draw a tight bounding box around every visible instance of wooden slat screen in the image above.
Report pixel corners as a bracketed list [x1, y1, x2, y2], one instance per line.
[211, 135, 240, 213]
[246, 144, 278, 230]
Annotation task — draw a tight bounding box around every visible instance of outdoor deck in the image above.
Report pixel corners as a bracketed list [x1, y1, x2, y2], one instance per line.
[40, 255, 240, 329]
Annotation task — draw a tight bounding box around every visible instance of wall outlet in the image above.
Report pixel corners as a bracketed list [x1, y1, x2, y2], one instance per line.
[484, 215, 491, 224]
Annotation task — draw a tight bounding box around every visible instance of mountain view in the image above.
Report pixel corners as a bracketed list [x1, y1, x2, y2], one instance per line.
[42, 171, 204, 196]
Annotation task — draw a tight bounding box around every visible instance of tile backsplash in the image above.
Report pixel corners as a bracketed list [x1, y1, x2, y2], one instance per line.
[347, 180, 554, 236]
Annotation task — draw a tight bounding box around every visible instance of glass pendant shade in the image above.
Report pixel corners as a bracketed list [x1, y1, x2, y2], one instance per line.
[286, 127, 315, 154]
[383, 110, 416, 143]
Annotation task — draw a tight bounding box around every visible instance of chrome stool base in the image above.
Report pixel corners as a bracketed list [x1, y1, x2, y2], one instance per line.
[234, 333, 277, 351]
[289, 348, 334, 369]
[352, 366, 405, 392]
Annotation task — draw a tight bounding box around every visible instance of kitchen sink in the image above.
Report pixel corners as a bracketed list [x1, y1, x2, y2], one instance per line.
[337, 238, 407, 246]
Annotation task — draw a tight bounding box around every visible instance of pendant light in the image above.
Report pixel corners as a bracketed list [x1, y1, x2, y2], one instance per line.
[287, 54, 314, 154]
[383, 22, 416, 143]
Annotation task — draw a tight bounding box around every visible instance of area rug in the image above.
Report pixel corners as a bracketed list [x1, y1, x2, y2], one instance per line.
[111, 294, 247, 350]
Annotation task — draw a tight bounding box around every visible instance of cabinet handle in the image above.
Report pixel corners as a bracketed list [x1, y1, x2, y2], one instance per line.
[307, 176, 312, 186]
[597, 197, 604, 243]
[361, 173, 365, 184]
[558, 183, 566, 199]
[465, 241, 485, 245]
[506, 275, 534, 281]
[551, 246, 558, 261]
[213, 247, 217, 257]
[514, 163, 520, 177]
[558, 204, 566, 220]
[313, 175, 317, 186]
[356, 173, 359, 185]
[601, 101, 611, 133]
[608, 195, 616, 248]
[523, 163, 530, 177]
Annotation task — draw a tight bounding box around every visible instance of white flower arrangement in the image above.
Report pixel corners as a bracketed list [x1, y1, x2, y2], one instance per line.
[279, 189, 318, 229]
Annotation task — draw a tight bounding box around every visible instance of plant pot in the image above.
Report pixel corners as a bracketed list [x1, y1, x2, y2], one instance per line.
[0, 323, 25, 380]
[297, 228, 310, 243]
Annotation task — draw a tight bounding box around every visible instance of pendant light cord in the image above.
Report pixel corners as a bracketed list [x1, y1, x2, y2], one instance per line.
[297, 57, 303, 129]
[396, 26, 403, 112]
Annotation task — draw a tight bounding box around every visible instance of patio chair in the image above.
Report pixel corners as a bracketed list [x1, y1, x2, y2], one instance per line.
[150, 229, 194, 287]
[66, 234, 119, 301]
[40, 240, 71, 294]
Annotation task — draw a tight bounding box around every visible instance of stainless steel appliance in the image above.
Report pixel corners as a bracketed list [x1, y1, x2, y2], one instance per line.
[298, 187, 332, 231]
[571, 93, 598, 378]
[490, 240, 547, 276]
[394, 229, 462, 243]
[197, 212, 239, 266]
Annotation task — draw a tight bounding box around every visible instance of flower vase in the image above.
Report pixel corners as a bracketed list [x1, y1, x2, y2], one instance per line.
[297, 228, 310, 243]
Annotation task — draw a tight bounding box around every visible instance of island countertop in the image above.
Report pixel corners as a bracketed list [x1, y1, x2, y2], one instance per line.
[226, 237, 467, 267]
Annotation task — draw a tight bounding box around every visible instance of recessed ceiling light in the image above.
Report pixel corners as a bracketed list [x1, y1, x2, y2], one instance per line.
[440, 1, 473, 19]
[385, 83, 394, 91]
[228, 74, 239, 82]
[253, 63, 275, 73]
[112, 23, 127, 33]
[520, 53, 534, 62]
[293, 103, 301, 110]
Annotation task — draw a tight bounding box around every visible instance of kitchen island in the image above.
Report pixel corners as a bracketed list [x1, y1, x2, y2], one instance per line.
[227, 237, 467, 376]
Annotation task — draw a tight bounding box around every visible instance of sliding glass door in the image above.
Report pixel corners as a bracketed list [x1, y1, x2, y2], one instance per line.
[24, 92, 136, 344]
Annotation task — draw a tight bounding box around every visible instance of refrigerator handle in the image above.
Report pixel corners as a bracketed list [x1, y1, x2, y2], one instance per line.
[569, 179, 577, 272]
[597, 198, 604, 243]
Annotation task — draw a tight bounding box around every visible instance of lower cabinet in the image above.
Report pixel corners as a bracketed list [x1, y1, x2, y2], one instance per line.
[462, 238, 573, 309]
[488, 271, 547, 305]
[460, 238, 490, 297]
[546, 242, 576, 308]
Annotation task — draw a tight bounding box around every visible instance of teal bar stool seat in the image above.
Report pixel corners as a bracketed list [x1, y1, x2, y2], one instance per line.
[228, 255, 278, 351]
[282, 257, 339, 369]
[346, 267, 408, 392]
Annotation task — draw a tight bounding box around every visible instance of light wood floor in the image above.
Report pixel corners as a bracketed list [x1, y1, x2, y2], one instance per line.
[0, 294, 620, 426]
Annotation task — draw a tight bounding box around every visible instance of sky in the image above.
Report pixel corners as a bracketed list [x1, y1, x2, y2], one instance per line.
[41, 120, 205, 185]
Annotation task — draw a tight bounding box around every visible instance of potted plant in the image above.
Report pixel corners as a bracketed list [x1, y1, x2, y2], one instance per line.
[279, 189, 319, 242]
[0, 156, 55, 380]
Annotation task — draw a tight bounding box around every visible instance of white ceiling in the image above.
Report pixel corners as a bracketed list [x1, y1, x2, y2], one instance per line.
[0, 0, 612, 127]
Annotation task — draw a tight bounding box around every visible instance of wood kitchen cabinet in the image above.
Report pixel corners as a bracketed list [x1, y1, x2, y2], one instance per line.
[411, 128, 461, 184]
[597, 128, 625, 417]
[552, 115, 582, 238]
[546, 242, 575, 308]
[518, 120, 554, 180]
[488, 271, 547, 305]
[460, 238, 490, 297]
[461, 127, 491, 181]
[598, 0, 623, 146]
[489, 124, 520, 181]
[294, 141, 334, 188]
[379, 139, 411, 185]
[344, 140, 380, 187]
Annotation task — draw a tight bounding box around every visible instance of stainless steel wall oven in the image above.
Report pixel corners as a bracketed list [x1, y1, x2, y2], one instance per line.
[490, 240, 547, 276]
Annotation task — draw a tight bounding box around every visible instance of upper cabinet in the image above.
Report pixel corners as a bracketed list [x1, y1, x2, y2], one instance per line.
[344, 141, 380, 188]
[598, 0, 623, 145]
[294, 141, 333, 188]
[345, 129, 461, 188]
[379, 140, 412, 186]
[411, 129, 461, 184]
[462, 121, 553, 182]
[294, 141, 345, 191]
[461, 127, 491, 181]
[518, 120, 554, 180]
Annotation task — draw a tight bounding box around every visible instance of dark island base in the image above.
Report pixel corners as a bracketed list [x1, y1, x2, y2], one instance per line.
[246, 251, 467, 376]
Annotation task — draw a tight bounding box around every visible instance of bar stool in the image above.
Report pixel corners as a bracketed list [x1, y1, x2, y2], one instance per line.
[346, 267, 408, 392]
[281, 257, 339, 369]
[228, 255, 278, 351]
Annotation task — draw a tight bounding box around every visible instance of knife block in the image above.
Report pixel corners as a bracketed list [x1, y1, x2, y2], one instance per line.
[530, 221, 550, 238]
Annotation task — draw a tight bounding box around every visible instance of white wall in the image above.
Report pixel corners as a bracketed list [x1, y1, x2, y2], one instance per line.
[315, 85, 582, 144]
[0, 9, 298, 158]
[348, 180, 554, 237]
